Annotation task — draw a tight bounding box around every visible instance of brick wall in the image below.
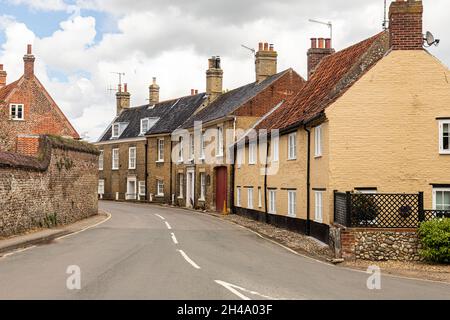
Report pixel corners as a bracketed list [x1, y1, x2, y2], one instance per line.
[389, 0, 423, 50]
[16, 135, 40, 156]
[0, 136, 99, 237]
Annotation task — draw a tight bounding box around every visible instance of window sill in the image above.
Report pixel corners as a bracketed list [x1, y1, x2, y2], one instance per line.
[287, 158, 297, 161]
[156, 194, 165, 198]
[439, 151, 450, 155]
[314, 155, 322, 159]
[198, 198, 206, 202]
[156, 160, 165, 163]
[10, 118, 25, 121]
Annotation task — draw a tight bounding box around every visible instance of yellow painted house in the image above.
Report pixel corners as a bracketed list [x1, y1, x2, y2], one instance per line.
[233, 0, 450, 243]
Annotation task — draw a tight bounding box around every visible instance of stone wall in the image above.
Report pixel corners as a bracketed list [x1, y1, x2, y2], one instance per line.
[0, 135, 99, 237]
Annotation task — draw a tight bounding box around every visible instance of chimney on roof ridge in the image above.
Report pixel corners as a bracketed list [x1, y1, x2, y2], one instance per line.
[307, 37, 335, 80]
[23, 44, 35, 79]
[206, 56, 223, 102]
[255, 42, 278, 83]
[116, 82, 130, 115]
[0, 64, 6, 88]
[149, 77, 160, 105]
[389, 0, 424, 50]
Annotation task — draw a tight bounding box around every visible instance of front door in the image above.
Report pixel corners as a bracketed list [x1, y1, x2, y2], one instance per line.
[127, 178, 137, 200]
[215, 166, 227, 212]
[186, 169, 195, 208]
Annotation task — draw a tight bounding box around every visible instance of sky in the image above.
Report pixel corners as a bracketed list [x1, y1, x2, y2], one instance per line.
[0, 0, 449, 141]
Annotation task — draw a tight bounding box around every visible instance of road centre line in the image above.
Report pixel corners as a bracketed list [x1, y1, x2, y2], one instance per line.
[155, 214, 165, 220]
[171, 233, 178, 245]
[165, 221, 172, 230]
[178, 250, 201, 269]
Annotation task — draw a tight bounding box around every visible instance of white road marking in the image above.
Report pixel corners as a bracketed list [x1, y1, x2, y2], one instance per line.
[215, 280, 279, 300]
[165, 221, 172, 230]
[178, 250, 201, 269]
[0, 246, 37, 259]
[171, 233, 178, 245]
[56, 213, 112, 241]
[155, 214, 165, 220]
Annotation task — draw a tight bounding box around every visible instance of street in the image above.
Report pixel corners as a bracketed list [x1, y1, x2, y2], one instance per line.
[0, 201, 448, 300]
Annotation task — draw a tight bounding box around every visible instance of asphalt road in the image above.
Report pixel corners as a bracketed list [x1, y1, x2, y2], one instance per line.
[0, 201, 449, 300]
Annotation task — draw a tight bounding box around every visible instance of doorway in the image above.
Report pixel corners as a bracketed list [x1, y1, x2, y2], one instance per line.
[215, 166, 227, 212]
[126, 177, 137, 200]
[186, 168, 195, 208]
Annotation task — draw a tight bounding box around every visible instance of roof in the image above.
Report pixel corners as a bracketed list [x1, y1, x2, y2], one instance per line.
[181, 69, 292, 129]
[98, 93, 206, 142]
[257, 31, 390, 131]
[0, 79, 20, 101]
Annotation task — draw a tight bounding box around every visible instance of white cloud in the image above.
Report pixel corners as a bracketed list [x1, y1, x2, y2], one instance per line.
[8, 0, 69, 11]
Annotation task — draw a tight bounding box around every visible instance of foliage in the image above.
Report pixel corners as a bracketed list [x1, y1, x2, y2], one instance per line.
[418, 218, 450, 264]
[353, 194, 378, 223]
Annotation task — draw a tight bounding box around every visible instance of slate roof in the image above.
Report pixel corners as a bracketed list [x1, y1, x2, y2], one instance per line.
[98, 93, 206, 142]
[181, 69, 292, 129]
[257, 31, 390, 131]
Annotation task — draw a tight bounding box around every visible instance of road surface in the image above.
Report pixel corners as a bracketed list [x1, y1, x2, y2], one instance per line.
[0, 201, 448, 299]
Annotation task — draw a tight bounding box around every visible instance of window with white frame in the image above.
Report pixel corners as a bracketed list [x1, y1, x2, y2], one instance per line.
[288, 133, 297, 160]
[98, 179, 105, 195]
[10, 104, 24, 120]
[237, 145, 244, 168]
[128, 147, 136, 169]
[179, 174, 184, 198]
[247, 188, 254, 209]
[189, 133, 195, 160]
[315, 125, 322, 157]
[112, 123, 121, 138]
[216, 126, 224, 157]
[200, 132, 206, 160]
[112, 148, 119, 170]
[157, 180, 164, 196]
[272, 136, 279, 162]
[258, 187, 262, 208]
[439, 120, 450, 154]
[200, 173, 206, 201]
[140, 118, 150, 135]
[236, 187, 241, 206]
[433, 188, 450, 211]
[178, 137, 184, 162]
[99, 150, 104, 171]
[157, 139, 164, 162]
[314, 191, 324, 222]
[249, 141, 257, 165]
[269, 190, 276, 214]
[138, 181, 146, 196]
[288, 190, 297, 217]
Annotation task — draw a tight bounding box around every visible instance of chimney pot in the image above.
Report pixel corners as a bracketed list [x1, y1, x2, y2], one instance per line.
[325, 38, 332, 49]
[0, 64, 6, 88]
[191, 89, 195, 95]
[318, 38, 325, 49]
[258, 42, 263, 51]
[307, 37, 335, 79]
[206, 56, 223, 102]
[23, 44, 35, 79]
[269, 44, 274, 51]
[27, 44, 32, 55]
[0, 64, 3, 71]
[195, 89, 198, 95]
[263, 42, 269, 51]
[124, 83, 128, 92]
[311, 38, 317, 49]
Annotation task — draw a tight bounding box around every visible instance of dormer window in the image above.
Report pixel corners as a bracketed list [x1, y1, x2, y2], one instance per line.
[10, 104, 24, 120]
[140, 118, 159, 136]
[111, 122, 128, 139]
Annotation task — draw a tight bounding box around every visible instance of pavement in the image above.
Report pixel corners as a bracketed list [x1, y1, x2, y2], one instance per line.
[0, 201, 448, 300]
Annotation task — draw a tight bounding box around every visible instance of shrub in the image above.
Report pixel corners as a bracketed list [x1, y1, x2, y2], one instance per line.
[418, 218, 450, 264]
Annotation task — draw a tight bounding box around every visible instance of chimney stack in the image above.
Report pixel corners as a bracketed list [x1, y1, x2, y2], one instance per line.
[116, 83, 131, 115]
[149, 77, 160, 105]
[307, 38, 335, 79]
[389, 0, 423, 50]
[206, 56, 223, 102]
[23, 44, 35, 79]
[255, 42, 278, 83]
[0, 64, 6, 88]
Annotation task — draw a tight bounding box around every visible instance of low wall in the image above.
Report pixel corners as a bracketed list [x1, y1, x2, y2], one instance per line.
[0, 135, 99, 237]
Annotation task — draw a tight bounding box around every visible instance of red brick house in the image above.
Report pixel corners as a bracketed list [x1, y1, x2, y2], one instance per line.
[0, 45, 79, 155]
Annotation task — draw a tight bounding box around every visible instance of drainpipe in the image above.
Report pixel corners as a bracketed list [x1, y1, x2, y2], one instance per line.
[304, 125, 311, 236]
[170, 139, 173, 205]
[145, 141, 148, 201]
[264, 138, 270, 223]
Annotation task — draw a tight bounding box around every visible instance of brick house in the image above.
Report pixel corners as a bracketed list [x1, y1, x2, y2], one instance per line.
[173, 44, 305, 212]
[0, 45, 79, 154]
[233, 0, 450, 245]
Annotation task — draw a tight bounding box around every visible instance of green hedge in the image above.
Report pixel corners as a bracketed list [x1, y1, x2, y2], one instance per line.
[418, 218, 450, 264]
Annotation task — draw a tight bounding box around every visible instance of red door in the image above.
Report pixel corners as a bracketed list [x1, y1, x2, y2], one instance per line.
[215, 167, 227, 212]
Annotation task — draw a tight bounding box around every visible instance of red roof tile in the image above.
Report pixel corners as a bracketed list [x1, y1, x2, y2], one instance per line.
[0, 79, 20, 101]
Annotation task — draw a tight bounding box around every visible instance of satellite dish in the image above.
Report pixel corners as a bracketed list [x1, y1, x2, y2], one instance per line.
[424, 31, 440, 47]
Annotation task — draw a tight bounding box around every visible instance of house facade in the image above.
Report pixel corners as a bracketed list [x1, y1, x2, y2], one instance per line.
[234, 0, 450, 244]
[0, 45, 79, 154]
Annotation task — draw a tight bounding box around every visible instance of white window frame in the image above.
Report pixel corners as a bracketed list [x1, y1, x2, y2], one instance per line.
[433, 188, 450, 211]
[138, 181, 146, 196]
[272, 137, 279, 162]
[315, 125, 322, 158]
[269, 190, 276, 214]
[178, 137, 184, 162]
[314, 191, 324, 222]
[200, 132, 206, 160]
[200, 173, 206, 201]
[157, 138, 164, 162]
[237, 145, 244, 168]
[157, 180, 164, 197]
[439, 120, 450, 154]
[247, 188, 254, 209]
[288, 190, 297, 217]
[288, 132, 297, 160]
[98, 179, 105, 195]
[10, 103, 24, 121]
[99, 150, 104, 171]
[112, 123, 120, 138]
[140, 118, 150, 135]
[128, 147, 137, 170]
[112, 148, 119, 170]
[249, 141, 257, 165]
[179, 174, 184, 198]
[236, 187, 241, 207]
[216, 126, 224, 157]
[258, 187, 262, 208]
[189, 133, 195, 160]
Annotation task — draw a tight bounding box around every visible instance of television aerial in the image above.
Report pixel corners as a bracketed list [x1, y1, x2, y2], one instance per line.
[424, 31, 440, 47]
[241, 44, 256, 56]
[308, 19, 333, 45]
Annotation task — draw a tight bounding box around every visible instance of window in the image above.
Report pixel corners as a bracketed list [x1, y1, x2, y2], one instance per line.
[433, 188, 450, 211]
[237, 146, 244, 168]
[200, 173, 206, 201]
[157, 180, 164, 196]
[258, 187, 262, 208]
[98, 180, 105, 195]
[249, 141, 257, 165]
[288, 133, 297, 160]
[140, 118, 150, 135]
[247, 188, 254, 209]
[112, 123, 120, 138]
[439, 120, 450, 154]
[112, 148, 119, 170]
[178, 137, 184, 162]
[10, 104, 24, 120]
[288, 190, 297, 217]
[99, 150, 104, 171]
[139, 181, 146, 196]
[315, 125, 322, 157]
[269, 190, 276, 214]
[216, 126, 224, 156]
[157, 139, 164, 162]
[272, 137, 279, 162]
[179, 174, 184, 198]
[200, 132, 206, 160]
[315, 191, 324, 222]
[236, 187, 241, 207]
[128, 147, 136, 169]
[189, 133, 195, 160]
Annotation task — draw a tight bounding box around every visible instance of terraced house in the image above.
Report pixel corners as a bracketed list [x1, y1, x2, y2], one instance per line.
[234, 0, 450, 245]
